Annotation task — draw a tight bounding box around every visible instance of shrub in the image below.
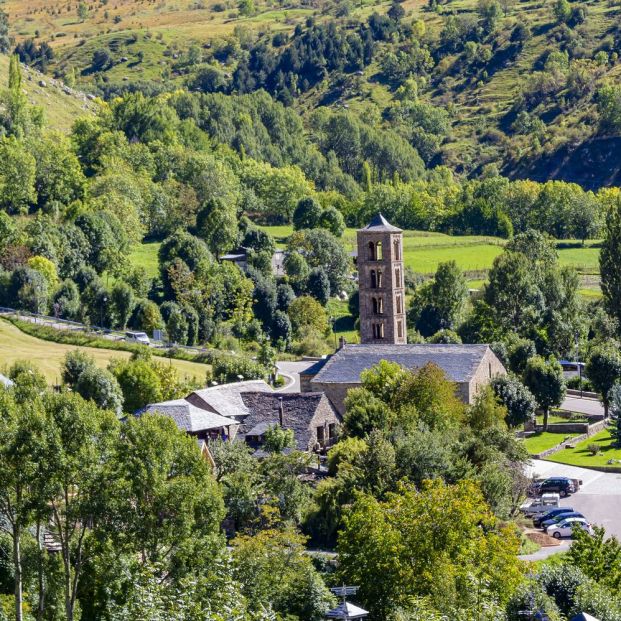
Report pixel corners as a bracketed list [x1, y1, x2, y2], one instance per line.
[587, 443, 601, 456]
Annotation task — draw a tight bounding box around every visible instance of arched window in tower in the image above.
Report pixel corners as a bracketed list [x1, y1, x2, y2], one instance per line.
[396, 295, 402, 314]
[368, 241, 375, 261]
[376, 241, 383, 260]
[395, 267, 401, 288]
[394, 239, 400, 260]
[372, 298, 378, 314]
[378, 297, 384, 314]
[372, 323, 385, 339]
[397, 320, 403, 339]
[377, 270, 383, 288]
[370, 270, 377, 289]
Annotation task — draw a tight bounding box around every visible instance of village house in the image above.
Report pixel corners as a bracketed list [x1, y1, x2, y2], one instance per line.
[137, 380, 341, 455]
[238, 392, 341, 453]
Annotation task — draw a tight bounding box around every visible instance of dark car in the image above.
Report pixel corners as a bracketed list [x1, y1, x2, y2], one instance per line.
[537, 478, 576, 497]
[533, 506, 575, 527]
[541, 511, 585, 530]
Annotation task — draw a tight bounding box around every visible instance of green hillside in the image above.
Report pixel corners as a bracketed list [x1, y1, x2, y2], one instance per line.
[0, 54, 95, 131]
[10, 0, 621, 184]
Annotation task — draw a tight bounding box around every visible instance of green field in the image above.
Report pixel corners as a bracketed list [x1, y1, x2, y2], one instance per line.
[0, 319, 209, 384]
[260, 226, 600, 275]
[544, 429, 621, 469]
[130, 241, 162, 278]
[523, 432, 578, 455]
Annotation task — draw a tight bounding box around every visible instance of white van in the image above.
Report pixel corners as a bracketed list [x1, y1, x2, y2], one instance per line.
[520, 493, 560, 517]
[125, 331, 150, 346]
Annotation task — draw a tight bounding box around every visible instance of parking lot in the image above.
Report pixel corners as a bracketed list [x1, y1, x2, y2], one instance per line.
[527, 460, 621, 539]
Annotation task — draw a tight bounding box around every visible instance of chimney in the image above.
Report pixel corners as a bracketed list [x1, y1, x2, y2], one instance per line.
[338, 336, 346, 350]
[278, 396, 284, 427]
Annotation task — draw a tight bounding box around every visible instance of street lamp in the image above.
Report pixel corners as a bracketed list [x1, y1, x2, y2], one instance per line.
[100, 296, 108, 330]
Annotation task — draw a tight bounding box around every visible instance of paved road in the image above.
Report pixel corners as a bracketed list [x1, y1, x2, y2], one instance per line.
[519, 540, 571, 562]
[528, 460, 621, 539]
[560, 395, 604, 417]
[276, 360, 322, 393]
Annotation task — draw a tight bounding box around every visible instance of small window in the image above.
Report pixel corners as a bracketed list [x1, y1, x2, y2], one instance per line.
[396, 295, 402, 314]
[489, 363, 492, 377]
[397, 320, 403, 338]
[368, 241, 375, 261]
[376, 241, 383, 260]
[395, 267, 401, 288]
[372, 297, 378, 314]
[328, 423, 336, 438]
[377, 270, 383, 288]
[373, 323, 384, 339]
[317, 426, 325, 442]
[393, 239, 401, 260]
[370, 270, 377, 289]
[377, 297, 383, 314]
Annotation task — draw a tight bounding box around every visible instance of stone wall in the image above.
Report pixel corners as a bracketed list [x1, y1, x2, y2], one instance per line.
[308, 394, 343, 450]
[310, 382, 356, 417]
[466, 348, 507, 404]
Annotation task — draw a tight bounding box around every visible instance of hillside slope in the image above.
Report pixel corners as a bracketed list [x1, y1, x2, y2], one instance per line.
[0, 53, 95, 130]
[9, 0, 621, 185]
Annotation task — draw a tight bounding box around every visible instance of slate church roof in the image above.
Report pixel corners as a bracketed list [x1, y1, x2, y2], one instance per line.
[311, 343, 493, 385]
[139, 399, 238, 433]
[239, 392, 334, 450]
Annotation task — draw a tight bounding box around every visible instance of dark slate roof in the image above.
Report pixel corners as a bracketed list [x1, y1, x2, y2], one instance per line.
[239, 392, 333, 450]
[311, 343, 492, 384]
[139, 399, 238, 433]
[187, 380, 272, 420]
[359, 213, 402, 233]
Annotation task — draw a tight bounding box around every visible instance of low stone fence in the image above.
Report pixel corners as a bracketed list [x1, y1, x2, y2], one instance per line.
[566, 389, 599, 399]
[544, 422, 590, 434]
[531, 419, 609, 460]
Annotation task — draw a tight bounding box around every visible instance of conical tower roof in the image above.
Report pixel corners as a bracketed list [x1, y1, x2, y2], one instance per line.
[359, 213, 402, 232]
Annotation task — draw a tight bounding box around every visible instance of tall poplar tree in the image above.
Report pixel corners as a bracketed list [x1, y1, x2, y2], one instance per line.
[600, 197, 621, 333]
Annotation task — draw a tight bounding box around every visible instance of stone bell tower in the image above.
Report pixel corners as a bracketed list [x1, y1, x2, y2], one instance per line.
[357, 214, 407, 344]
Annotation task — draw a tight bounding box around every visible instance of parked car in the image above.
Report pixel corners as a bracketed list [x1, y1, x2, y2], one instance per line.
[546, 517, 592, 539]
[125, 331, 150, 345]
[536, 477, 577, 497]
[541, 511, 585, 530]
[533, 506, 575, 527]
[521, 493, 560, 517]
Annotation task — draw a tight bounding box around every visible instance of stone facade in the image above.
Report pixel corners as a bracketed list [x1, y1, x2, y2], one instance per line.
[462, 346, 506, 403]
[357, 215, 407, 345]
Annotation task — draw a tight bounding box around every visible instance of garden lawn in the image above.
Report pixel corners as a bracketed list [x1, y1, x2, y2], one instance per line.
[523, 432, 578, 455]
[544, 429, 621, 469]
[0, 320, 208, 384]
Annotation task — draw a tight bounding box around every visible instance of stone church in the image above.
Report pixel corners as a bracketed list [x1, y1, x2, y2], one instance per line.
[300, 214, 506, 415]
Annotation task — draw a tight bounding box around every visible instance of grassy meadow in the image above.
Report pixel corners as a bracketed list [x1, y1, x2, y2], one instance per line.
[544, 429, 621, 469]
[0, 319, 209, 384]
[260, 225, 601, 280]
[523, 432, 579, 455]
